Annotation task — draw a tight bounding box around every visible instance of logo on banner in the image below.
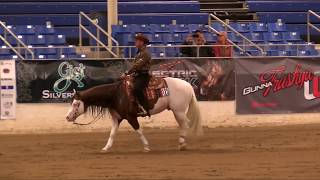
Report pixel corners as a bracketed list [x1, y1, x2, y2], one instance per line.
[42, 62, 86, 99]
[242, 64, 316, 99]
[152, 60, 198, 86]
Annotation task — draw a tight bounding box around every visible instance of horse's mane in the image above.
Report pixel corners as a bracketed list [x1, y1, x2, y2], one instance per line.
[78, 81, 121, 119]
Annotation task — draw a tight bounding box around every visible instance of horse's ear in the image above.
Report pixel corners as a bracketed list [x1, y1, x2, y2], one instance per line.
[73, 89, 81, 100]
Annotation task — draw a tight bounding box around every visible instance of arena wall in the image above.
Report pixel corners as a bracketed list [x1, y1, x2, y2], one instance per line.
[1, 102, 320, 134]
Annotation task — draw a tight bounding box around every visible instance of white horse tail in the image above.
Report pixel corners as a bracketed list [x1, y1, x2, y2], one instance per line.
[187, 93, 203, 136]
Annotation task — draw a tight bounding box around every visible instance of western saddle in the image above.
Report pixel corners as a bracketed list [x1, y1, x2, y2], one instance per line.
[123, 75, 169, 109]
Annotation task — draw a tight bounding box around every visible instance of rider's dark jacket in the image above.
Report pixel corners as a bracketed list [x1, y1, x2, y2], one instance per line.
[128, 46, 151, 74]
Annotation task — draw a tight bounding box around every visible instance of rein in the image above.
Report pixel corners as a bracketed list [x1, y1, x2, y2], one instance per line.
[73, 118, 100, 126]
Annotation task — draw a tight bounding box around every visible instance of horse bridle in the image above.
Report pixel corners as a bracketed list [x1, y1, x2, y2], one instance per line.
[71, 101, 100, 126]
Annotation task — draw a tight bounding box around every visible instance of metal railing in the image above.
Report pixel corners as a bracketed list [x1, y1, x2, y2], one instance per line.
[307, 10, 320, 43]
[3, 43, 318, 60]
[208, 13, 264, 55]
[207, 26, 250, 56]
[0, 21, 34, 60]
[79, 11, 119, 58]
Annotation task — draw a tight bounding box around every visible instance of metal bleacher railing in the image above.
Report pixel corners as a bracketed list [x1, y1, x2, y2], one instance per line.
[0, 21, 34, 60]
[208, 13, 264, 56]
[307, 10, 320, 43]
[79, 11, 119, 58]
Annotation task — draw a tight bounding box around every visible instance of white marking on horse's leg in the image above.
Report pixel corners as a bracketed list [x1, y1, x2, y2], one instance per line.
[173, 112, 188, 151]
[101, 115, 119, 152]
[136, 129, 150, 152]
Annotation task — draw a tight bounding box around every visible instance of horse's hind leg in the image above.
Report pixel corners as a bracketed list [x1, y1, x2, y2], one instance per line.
[173, 111, 189, 151]
[127, 117, 150, 152]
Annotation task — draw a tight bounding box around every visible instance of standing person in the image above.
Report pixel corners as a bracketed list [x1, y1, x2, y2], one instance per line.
[123, 34, 152, 116]
[213, 32, 233, 58]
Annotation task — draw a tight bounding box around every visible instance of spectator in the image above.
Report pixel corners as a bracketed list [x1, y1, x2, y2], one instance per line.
[213, 32, 233, 57]
[192, 31, 214, 57]
[180, 34, 193, 57]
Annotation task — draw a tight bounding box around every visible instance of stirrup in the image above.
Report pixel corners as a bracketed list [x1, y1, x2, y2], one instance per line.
[137, 104, 148, 117]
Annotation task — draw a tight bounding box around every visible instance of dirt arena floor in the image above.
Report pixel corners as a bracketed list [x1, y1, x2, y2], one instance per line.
[1, 124, 320, 180]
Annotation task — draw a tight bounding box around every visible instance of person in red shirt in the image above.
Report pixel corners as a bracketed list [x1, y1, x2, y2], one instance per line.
[213, 32, 233, 57]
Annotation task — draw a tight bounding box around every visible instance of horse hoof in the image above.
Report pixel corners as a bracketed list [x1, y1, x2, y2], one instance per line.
[143, 147, 151, 152]
[179, 144, 187, 151]
[100, 149, 110, 153]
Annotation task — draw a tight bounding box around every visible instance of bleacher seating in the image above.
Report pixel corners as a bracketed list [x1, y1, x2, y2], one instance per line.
[0, 24, 85, 60]
[112, 20, 319, 58]
[0, 1, 205, 39]
[247, 0, 320, 39]
[0, 0, 318, 59]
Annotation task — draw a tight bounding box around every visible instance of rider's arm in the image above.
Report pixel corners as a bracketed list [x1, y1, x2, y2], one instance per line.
[128, 51, 151, 74]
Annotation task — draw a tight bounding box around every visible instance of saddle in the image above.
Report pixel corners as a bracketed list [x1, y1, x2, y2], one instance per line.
[123, 75, 169, 109]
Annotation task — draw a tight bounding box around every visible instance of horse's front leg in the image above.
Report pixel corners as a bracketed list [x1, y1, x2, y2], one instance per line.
[101, 113, 121, 153]
[128, 117, 150, 152]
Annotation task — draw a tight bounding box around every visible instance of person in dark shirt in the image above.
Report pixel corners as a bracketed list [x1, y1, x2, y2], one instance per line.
[192, 32, 214, 57]
[180, 34, 193, 57]
[123, 34, 152, 116]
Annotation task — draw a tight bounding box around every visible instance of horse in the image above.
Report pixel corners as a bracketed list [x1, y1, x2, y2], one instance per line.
[65, 76, 203, 152]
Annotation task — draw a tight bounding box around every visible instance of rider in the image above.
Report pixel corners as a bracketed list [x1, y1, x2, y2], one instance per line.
[125, 34, 152, 116]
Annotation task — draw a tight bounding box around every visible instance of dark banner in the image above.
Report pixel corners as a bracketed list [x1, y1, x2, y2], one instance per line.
[236, 57, 320, 114]
[16, 58, 235, 103]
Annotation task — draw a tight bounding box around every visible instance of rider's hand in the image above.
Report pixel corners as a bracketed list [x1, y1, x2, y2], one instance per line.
[120, 73, 126, 79]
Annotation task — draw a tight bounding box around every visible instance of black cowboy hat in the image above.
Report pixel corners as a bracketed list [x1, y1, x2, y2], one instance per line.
[135, 34, 150, 45]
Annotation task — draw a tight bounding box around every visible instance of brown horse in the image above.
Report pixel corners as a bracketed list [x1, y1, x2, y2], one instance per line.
[66, 76, 202, 152]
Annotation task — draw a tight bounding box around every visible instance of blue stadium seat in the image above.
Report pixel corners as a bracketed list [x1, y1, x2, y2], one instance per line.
[268, 22, 287, 32]
[61, 45, 77, 55]
[165, 44, 178, 57]
[211, 22, 225, 32]
[7, 35, 26, 46]
[169, 24, 189, 33]
[230, 23, 250, 33]
[14, 25, 36, 35]
[204, 33, 217, 43]
[162, 33, 182, 43]
[261, 42, 278, 51]
[245, 32, 264, 43]
[267, 50, 289, 56]
[250, 22, 268, 32]
[151, 34, 163, 44]
[36, 25, 55, 35]
[283, 32, 302, 42]
[150, 24, 170, 33]
[188, 24, 204, 32]
[0, 46, 10, 56]
[228, 32, 242, 43]
[35, 46, 57, 56]
[277, 43, 298, 52]
[264, 32, 283, 42]
[245, 46, 263, 56]
[46, 34, 66, 45]
[117, 33, 134, 46]
[26, 35, 46, 45]
[115, 25, 131, 34]
[130, 24, 152, 33]
[297, 43, 316, 51]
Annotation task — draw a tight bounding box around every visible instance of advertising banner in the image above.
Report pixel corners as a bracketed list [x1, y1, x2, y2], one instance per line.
[16, 59, 235, 103]
[16, 60, 126, 103]
[0, 60, 16, 119]
[236, 57, 320, 114]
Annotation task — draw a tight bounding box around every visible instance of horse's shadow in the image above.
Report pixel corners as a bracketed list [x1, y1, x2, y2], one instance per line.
[89, 148, 241, 156]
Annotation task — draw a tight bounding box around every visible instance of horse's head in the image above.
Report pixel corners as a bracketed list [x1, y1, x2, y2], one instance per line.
[66, 90, 85, 122]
